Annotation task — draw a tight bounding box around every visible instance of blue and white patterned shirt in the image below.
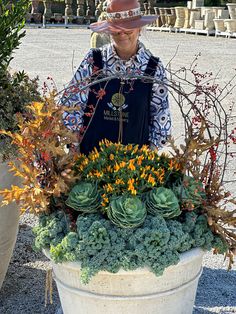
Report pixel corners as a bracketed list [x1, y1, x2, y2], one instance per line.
[61, 42, 171, 148]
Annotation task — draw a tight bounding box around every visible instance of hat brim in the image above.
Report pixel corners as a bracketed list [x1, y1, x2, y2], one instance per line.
[90, 15, 158, 34]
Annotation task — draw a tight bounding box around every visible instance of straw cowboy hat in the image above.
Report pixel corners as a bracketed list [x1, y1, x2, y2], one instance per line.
[90, 0, 157, 34]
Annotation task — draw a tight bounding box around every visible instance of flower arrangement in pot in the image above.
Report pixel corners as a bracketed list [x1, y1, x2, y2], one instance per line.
[0, 62, 236, 313]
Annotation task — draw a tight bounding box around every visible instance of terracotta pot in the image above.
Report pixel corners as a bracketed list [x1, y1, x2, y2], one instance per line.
[44, 248, 204, 314]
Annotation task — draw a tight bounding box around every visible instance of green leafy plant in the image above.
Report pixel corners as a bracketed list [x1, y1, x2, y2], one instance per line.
[107, 195, 147, 228]
[0, 0, 30, 76]
[0, 0, 40, 162]
[144, 187, 181, 219]
[66, 182, 101, 213]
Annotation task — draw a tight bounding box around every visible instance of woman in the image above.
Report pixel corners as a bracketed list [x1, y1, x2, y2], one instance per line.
[62, 0, 171, 155]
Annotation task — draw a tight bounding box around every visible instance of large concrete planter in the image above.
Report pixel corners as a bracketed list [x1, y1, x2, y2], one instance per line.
[0, 162, 20, 289]
[45, 248, 204, 314]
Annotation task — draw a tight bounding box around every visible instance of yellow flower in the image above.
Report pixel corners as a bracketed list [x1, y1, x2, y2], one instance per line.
[140, 171, 147, 179]
[110, 154, 115, 161]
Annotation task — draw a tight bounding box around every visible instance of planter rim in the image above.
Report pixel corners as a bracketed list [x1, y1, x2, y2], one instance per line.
[43, 247, 204, 275]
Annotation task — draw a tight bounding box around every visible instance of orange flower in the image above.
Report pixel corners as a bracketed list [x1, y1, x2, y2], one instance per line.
[114, 162, 120, 172]
[93, 170, 103, 178]
[104, 183, 114, 193]
[119, 161, 126, 168]
[128, 159, 136, 171]
[154, 168, 165, 184]
[137, 155, 144, 166]
[147, 174, 156, 186]
[168, 159, 181, 171]
[115, 179, 125, 185]
[106, 165, 112, 172]
[127, 178, 136, 194]
[101, 194, 109, 207]
[109, 154, 115, 161]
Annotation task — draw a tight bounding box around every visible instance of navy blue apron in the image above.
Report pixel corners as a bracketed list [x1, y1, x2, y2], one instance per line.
[80, 49, 159, 155]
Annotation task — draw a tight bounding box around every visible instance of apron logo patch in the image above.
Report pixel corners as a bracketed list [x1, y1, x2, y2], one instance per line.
[107, 93, 128, 111]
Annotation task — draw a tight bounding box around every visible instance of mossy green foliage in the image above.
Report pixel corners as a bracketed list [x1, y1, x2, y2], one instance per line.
[0, 0, 29, 73]
[33, 211, 228, 284]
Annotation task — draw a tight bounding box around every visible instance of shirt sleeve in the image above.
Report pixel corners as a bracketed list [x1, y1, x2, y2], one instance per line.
[60, 49, 95, 133]
[149, 60, 172, 149]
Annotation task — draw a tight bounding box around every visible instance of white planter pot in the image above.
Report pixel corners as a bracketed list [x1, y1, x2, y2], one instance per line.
[226, 3, 236, 19]
[0, 162, 20, 289]
[224, 18, 236, 32]
[214, 19, 226, 32]
[45, 248, 204, 314]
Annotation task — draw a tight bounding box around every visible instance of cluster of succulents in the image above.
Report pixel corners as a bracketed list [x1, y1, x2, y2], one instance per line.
[64, 171, 206, 229]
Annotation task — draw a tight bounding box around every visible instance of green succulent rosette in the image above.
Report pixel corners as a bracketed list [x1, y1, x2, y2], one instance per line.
[65, 182, 101, 213]
[173, 175, 206, 209]
[144, 187, 181, 219]
[107, 195, 147, 229]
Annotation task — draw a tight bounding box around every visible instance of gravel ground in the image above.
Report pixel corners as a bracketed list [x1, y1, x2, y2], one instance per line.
[0, 28, 236, 314]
